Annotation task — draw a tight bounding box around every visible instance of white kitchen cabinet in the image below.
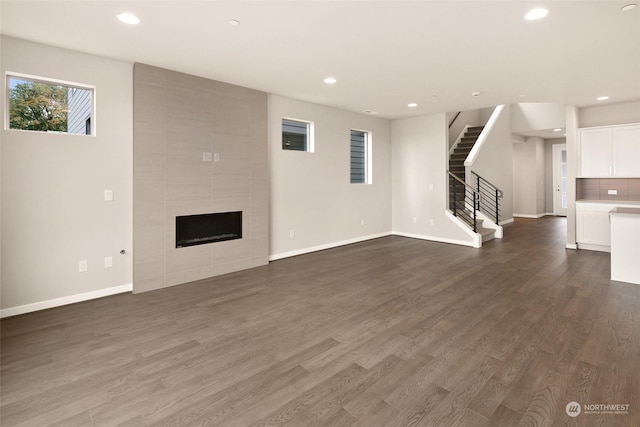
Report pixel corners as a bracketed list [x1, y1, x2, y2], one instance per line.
[579, 124, 640, 177]
[613, 126, 640, 176]
[576, 201, 640, 252]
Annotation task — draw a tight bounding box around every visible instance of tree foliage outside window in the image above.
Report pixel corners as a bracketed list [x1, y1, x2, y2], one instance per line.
[9, 78, 69, 132]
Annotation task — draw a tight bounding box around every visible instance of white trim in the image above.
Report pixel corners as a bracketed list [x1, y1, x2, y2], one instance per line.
[576, 242, 610, 253]
[392, 231, 477, 248]
[566, 243, 578, 250]
[513, 213, 547, 219]
[269, 232, 391, 261]
[500, 218, 515, 226]
[0, 284, 133, 318]
[545, 212, 555, 216]
[465, 104, 506, 167]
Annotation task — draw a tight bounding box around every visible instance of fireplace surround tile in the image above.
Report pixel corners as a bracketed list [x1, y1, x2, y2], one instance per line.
[133, 63, 268, 294]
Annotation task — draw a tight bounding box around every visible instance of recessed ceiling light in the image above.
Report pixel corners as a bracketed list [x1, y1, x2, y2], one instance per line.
[471, 91, 481, 97]
[229, 19, 240, 26]
[553, 128, 562, 132]
[363, 110, 378, 115]
[117, 13, 140, 25]
[621, 3, 637, 11]
[519, 94, 527, 98]
[525, 8, 549, 21]
[431, 95, 438, 99]
[596, 96, 610, 101]
[408, 103, 418, 108]
[323, 77, 337, 84]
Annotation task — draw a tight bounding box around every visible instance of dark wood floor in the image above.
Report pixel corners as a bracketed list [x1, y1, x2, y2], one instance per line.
[2, 217, 639, 426]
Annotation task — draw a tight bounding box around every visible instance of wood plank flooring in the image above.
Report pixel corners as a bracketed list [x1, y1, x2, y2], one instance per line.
[2, 217, 639, 426]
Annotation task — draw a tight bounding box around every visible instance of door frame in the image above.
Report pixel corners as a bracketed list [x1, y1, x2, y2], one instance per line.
[552, 143, 568, 216]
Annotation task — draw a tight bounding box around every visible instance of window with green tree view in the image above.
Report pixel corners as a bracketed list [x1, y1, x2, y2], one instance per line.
[7, 74, 94, 135]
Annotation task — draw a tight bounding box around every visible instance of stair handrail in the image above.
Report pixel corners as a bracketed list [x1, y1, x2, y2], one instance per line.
[448, 111, 461, 129]
[471, 171, 502, 225]
[448, 170, 479, 233]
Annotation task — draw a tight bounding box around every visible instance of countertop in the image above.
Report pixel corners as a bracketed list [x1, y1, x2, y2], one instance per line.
[577, 200, 640, 206]
[609, 207, 640, 216]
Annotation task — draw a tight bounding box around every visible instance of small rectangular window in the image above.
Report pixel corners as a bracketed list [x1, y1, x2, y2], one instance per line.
[350, 129, 371, 184]
[282, 118, 313, 151]
[6, 73, 94, 135]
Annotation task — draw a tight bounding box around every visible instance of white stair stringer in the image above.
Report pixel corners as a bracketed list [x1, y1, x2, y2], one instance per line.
[445, 209, 482, 248]
[444, 209, 503, 249]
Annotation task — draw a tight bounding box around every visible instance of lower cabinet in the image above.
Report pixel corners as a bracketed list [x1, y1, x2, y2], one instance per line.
[576, 202, 640, 252]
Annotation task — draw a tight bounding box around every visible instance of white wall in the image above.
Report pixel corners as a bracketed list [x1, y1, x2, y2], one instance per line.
[511, 102, 566, 134]
[392, 113, 473, 245]
[513, 137, 545, 217]
[467, 106, 514, 222]
[1, 37, 133, 316]
[579, 100, 640, 128]
[269, 95, 392, 259]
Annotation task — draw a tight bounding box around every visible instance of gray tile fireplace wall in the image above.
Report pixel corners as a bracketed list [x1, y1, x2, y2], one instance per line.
[133, 63, 268, 293]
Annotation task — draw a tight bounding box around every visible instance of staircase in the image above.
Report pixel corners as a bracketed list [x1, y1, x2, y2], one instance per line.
[449, 126, 483, 185]
[449, 126, 482, 211]
[447, 125, 503, 245]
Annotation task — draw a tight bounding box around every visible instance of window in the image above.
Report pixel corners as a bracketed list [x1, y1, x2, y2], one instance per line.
[282, 118, 313, 151]
[350, 129, 371, 184]
[6, 73, 94, 135]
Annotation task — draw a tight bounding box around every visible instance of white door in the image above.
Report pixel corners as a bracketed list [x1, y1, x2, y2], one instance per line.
[553, 144, 568, 216]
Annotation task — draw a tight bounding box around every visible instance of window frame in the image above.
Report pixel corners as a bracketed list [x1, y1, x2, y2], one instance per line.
[282, 117, 314, 152]
[350, 128, 373, 184]
[5, 71, 97, 136]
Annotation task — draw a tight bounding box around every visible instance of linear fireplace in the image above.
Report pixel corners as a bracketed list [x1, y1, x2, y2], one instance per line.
[176, 211, 242, 248]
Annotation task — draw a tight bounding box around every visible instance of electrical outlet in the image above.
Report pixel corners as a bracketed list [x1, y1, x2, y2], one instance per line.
[428, 183, 433, 190]
[429, 219, 435, 226]
[608, 189, 618, 195]
[361, 219, 365, 226]
[104, 189, 114, 201]
[104, 256, 113, 268]
[289, 229, 295, 238]
[412, 217, 417, 224]
[214, 152, 220, 162]
[79, 260, 88, 272]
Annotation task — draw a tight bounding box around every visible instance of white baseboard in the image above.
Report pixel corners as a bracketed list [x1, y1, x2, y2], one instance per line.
[269, 232, 392, 261]
[566, 243, 578, 250]
[0, 284, 133, 318]
[392, 231, 477, 248]
[513, 213, 546, 219]
[576, 242, 610, 253]
[500, 218, 515, 226]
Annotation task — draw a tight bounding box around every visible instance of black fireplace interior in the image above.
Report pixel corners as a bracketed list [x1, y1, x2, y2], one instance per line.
[176, 211, 242, 248]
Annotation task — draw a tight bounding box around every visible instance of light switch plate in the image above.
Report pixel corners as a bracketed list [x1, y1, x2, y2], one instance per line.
[203, 152, 213, 162]
[104, 189, 114, 201]
[608, 189, 618, 195]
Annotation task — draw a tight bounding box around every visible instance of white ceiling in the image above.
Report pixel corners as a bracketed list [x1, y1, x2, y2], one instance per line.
[2, 0, 639, 119]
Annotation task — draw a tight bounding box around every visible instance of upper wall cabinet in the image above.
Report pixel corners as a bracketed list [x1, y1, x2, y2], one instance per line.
[579, 123, 640, 177]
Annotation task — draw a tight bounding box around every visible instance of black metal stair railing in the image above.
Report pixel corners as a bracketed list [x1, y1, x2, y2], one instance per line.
[448, 171, 479, 232]
[471, 171, 502, 225]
